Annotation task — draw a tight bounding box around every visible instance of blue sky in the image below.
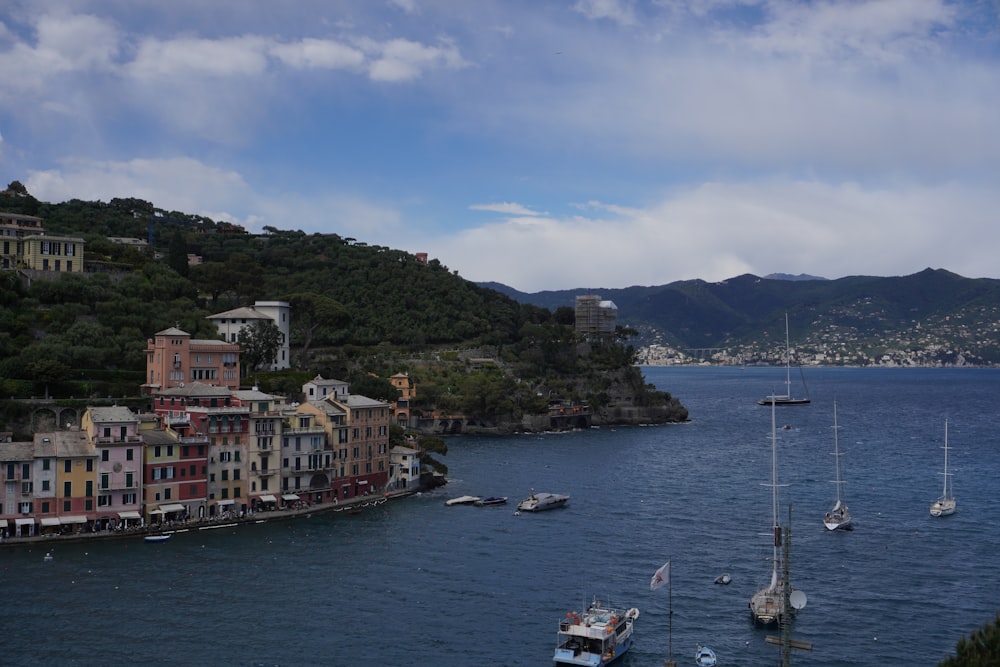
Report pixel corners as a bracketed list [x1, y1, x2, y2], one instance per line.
[2, 0, 999, 292]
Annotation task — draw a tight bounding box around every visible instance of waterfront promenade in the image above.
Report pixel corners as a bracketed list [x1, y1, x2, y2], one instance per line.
[0, 488, 417, 549]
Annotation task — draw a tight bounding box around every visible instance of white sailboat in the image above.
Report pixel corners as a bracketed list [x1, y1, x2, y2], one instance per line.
[823, 401, 853, 531]
[749, 401, 789, 625]
[929, 419, 956, 517]
[758, 313, 810, 406]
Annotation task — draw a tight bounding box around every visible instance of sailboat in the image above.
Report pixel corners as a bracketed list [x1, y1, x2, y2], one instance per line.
[758, 313, 810, 406]
[929, 419, 956, 517]
[823, 401, 853, 531]
[749, 401, 789, 625]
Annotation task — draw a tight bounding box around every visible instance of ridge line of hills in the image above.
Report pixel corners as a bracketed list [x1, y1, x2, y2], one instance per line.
[480, 269, 1000, 366]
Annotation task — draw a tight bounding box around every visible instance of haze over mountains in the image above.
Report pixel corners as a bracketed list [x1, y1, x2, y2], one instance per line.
[480, 269, 1000, 365]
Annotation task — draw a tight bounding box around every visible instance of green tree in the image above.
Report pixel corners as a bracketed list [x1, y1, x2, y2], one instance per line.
[939, 614, 1000, 666]
[167, 231, 190, 276]
[237, 320, 283, 374]
[287, 293, 351, 364]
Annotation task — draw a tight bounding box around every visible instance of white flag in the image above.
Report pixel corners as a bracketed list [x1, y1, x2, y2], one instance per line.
[650, 560, 670, 591]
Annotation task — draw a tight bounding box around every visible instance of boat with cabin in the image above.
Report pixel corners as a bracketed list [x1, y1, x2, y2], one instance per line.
[517, 489, 570, 512]
[474, 496, 508, 506]
[553, 598, 639, 666]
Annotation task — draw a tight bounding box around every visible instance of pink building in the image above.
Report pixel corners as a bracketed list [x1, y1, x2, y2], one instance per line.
[143, 327, 241, 393]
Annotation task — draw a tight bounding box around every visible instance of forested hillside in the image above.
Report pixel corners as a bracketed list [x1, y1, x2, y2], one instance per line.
[1, 188, 685, 428]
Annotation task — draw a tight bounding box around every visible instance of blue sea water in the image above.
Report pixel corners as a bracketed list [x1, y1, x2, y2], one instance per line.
[2, 366, 999, 666]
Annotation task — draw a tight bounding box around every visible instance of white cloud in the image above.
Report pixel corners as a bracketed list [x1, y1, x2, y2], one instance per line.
[434, 179, 1000, 291]
[25, 157, 256, 225]
[128, 35, 271, 79]
[269, 38, 365, 70]
[361, 37, 468, 82]
[574, 0, 639, 26]
[469, 202, 542, 216]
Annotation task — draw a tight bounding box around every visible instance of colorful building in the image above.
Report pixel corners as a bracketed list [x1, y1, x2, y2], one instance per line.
[143, 327, 241, 393]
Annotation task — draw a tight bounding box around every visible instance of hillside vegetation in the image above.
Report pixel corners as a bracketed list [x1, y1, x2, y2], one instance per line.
[0, 189, 684, 428]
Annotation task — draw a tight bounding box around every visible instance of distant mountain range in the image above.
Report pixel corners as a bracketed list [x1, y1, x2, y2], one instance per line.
[479, 269, 1000, 365]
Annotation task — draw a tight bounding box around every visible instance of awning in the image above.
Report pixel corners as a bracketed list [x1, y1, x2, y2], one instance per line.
[0, 519, 7, 528]
[159, 504, 186, 513]
[61, 516, 88, 524]
[15, 518, 35, 526]
[357, 480, 368, 485]
[41, 518, 61, 527]
[118, 511, 142, 520]
[149, 509, 164, 515]
[258, 495, 277, 503]
[281, 494, 300, 501]
[217, 499, 235, 506]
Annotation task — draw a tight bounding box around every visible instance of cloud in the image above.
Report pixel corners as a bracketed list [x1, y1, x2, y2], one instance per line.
[469, 202, 543, 216]
[361, 36, 468, 82]
[574, 0, 639, 26]
[25, 157, 256, 224]
[269, 38, 365, 70]
[434, 179, 1000, 291]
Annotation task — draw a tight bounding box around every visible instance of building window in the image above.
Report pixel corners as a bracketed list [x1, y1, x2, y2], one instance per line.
[102, 450, 110, 461]
[64, 481, 72, 497]
[64, 460, 71, 473]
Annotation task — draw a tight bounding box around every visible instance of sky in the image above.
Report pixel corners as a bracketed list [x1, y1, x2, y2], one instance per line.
[2, 0, 999, 292]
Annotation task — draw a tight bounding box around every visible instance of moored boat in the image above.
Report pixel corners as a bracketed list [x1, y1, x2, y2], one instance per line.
[930, 419, 956, 517]
[517, 489, 569, 512]
[553, 599, 639, 666]
[824, 401, 853, 531]
[474, 496, 508, 506]
[144, 534, 171, 542]
[444, 495, 481, 506]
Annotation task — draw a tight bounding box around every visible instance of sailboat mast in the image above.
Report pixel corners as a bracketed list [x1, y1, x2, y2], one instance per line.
[942, 419, 950, 498]
[833, 402, 843, 506]
[770, 399, 780, 589]
[784, 313, 792, 397]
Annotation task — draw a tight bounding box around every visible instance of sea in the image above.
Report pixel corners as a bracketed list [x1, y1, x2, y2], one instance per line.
[2, 366, 998, 667]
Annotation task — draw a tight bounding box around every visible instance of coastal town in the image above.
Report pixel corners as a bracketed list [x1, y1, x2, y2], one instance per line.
[0, 325, 425, 544]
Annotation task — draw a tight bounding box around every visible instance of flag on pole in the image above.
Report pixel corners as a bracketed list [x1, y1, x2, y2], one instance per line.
[650, 560, 670, 591]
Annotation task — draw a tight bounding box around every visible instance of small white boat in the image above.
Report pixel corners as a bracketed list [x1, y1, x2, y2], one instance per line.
[714, 573, 731, 585]
[930, 419, 956, 517]
[553, 599, 638, 666]
[444, 495, 481, 506]
[144, 534, 171, 542]
[695, 645, 717, 667]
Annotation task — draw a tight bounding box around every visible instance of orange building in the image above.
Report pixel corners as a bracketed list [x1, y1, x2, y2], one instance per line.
[143, 327, 241, 393]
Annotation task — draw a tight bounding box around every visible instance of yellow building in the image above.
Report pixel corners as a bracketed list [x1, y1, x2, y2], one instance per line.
[21, 234, 85, 273]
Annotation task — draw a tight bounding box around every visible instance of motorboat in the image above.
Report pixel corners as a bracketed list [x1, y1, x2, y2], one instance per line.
[553, 599, 638, 666]
[474, 496, 508, 506]
[714, 573, 731, 585]
[144, 534, 171, 543]
[517, 489, 569, 512]
[695, 646, 717, 667]
[444, 495, 481, 506]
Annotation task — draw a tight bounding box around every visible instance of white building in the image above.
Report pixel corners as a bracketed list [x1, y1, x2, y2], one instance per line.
[207, 300, 291, 370]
